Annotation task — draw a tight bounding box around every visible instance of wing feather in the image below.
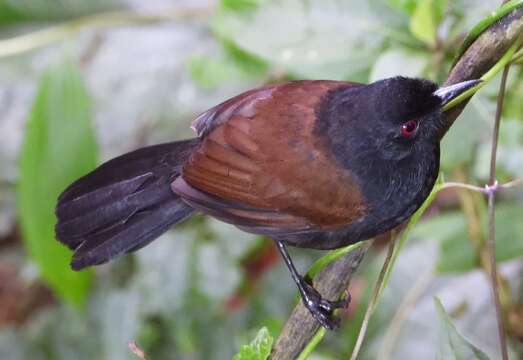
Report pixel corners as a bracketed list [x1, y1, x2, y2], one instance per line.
[179, 81, 368, 233]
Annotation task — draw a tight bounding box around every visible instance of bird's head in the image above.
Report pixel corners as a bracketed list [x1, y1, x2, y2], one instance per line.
[317, 76, 480, 170]
[370, 76, 479, 149]
[334, 77, 480, 161]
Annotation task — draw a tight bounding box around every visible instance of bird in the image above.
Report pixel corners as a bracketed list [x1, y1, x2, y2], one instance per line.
[55, 76, 479, 329]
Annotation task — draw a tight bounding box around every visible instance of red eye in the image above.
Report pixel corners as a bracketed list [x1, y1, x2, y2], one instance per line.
[401, 120, 418, 138]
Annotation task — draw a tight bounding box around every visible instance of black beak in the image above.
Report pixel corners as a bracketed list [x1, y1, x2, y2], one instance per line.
[433, 79, 482, 106]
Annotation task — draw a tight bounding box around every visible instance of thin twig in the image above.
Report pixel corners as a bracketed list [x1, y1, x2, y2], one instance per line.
[440, 182, 486, 193]
[501, 178, 523, 189]
[128, 341, 150, 360]
[487, 64, 511, 360]
[296, 327, 327, 360]
[440, 178, 523, 193]
[377, 270, 433, 360]
[451, 171, 513, 339]
[350, 237, 396, 360]
[510, 47, 523, 63]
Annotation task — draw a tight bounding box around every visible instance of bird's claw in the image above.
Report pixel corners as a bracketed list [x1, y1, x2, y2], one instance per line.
[298, 277, 351, 330]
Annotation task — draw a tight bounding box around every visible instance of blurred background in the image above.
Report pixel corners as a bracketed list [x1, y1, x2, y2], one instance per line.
[0, 0, 522, 359]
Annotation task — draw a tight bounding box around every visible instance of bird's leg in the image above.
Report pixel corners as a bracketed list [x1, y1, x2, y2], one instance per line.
[275, 240, 350, 330]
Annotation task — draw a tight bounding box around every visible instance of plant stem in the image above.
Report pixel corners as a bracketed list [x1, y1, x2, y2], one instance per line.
[487, 65, 511, 360]
[377, 270, 433, 360]
[379, 180, 442, 296]
[296, 328, 326, 360]
[502, 178, 523, 188]
[306, 242, 365, 279]
[440, 178, 523, 193]
[345, 181, 441, 360]
[128, 341, 150, 360]
[350, 237, 396, 360]
[489, 73, 509, 184]
[440, 182, 486, 193]
[511, 47, 523, 63]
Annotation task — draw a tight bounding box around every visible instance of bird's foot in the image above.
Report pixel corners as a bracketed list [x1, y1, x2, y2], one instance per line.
[298, 276, 351, 330]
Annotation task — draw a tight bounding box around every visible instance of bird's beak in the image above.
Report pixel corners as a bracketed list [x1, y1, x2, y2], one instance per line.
[433, 79, 482, 106]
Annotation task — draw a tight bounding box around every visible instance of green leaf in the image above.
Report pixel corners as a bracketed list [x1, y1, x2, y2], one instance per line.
[188, 54, 245, 88]
[221, 0, 262, 12]
[0, 2, 25, 23]
[387, 0, 418, 14]
[409, 0, 436, 45]
[409, 0, 447, 46]
[434, 297, 490, 360]
[222, 39, 268, 75]
[232, 327, 273, 360]
[17, 57, 97, 305]
[188, 40, 268, 88]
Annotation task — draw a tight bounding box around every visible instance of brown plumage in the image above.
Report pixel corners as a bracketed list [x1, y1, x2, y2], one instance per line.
[173, 81, 367, 234]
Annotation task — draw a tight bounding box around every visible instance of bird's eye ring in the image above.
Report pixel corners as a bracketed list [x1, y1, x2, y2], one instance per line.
[401, 120, 418, 138]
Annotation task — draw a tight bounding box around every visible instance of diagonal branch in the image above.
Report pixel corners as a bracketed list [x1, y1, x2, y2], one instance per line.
[439, 5, 523, 137]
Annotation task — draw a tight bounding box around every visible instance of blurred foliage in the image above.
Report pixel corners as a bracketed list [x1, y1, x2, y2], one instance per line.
[0, 0, 522, 359]
[434, 297, 489, 360]
[413, 205, 523, 273]
[189, 40, 268, 88]
[211, 0, 408, 80]
[409, 0, 448, 46]
[0, 0, 122, 24]
[17, 57, 95, 305]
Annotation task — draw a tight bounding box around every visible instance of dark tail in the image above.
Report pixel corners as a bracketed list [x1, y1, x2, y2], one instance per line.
[55, 138, 200, 271]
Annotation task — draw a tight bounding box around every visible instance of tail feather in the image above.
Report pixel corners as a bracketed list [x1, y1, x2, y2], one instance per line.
[58, 141, 182, 204]
[70, 198, 193, 270]
[56, 176, 168, 241]
[56, 173, 153, 222]
[55, 139, 199, 270]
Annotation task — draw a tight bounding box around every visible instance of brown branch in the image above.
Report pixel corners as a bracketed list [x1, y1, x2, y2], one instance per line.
[439, 5, 523, 139]
[269, 5, 523, 360]
[128, 341, 150, 360]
